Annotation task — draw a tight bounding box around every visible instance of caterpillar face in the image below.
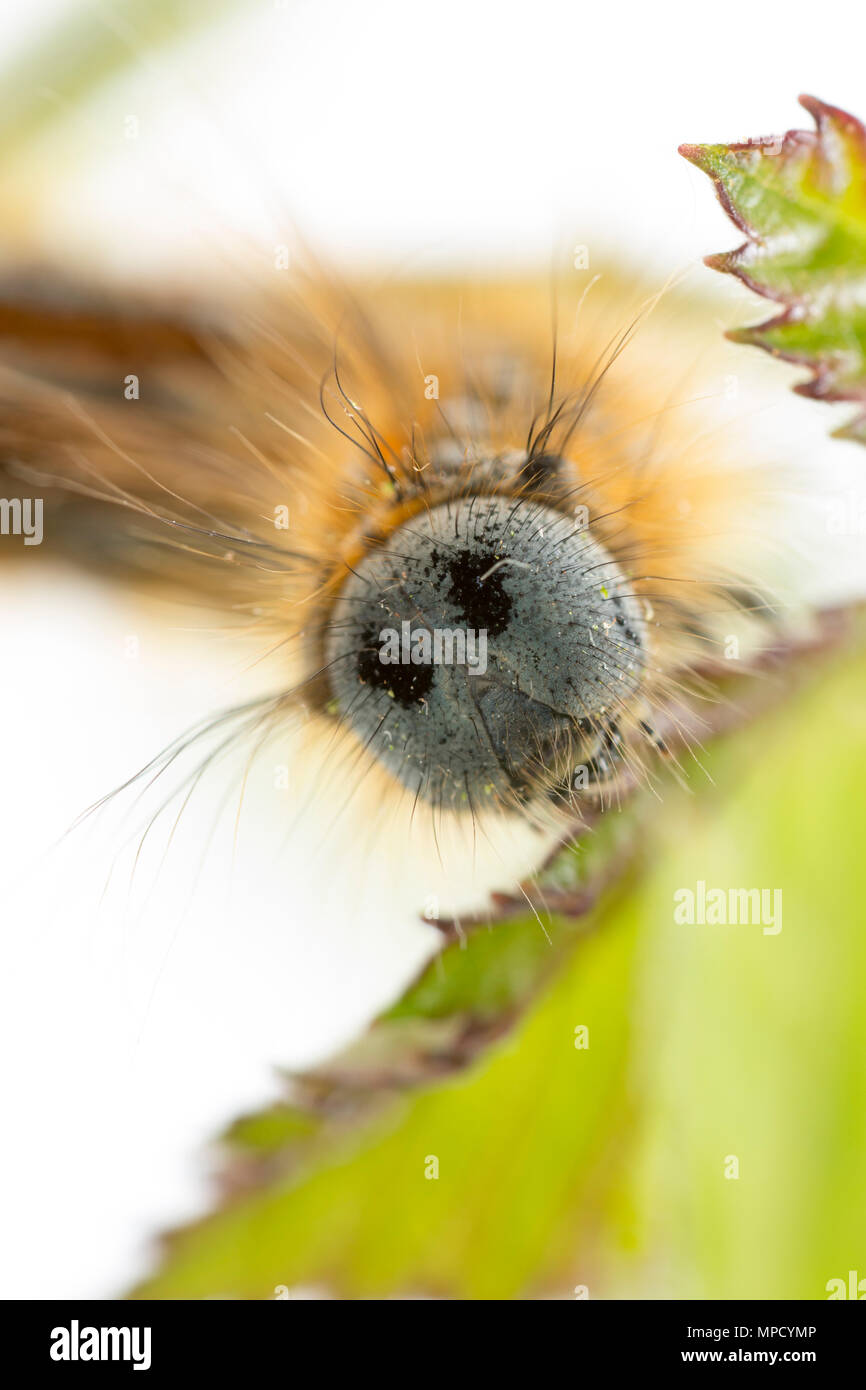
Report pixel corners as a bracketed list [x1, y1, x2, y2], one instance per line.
[0, 270, 770, 872]
[325, 490, 647, 813]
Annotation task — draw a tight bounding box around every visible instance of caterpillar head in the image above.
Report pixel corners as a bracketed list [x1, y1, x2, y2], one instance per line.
[325, 489, 648, 818]
[284, 278, 767, 839]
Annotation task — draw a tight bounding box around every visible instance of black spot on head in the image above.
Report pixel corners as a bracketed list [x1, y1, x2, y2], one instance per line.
[445, 550, 512, 637]
[612, 600, 642, 649]
[356, 625, 434, 707]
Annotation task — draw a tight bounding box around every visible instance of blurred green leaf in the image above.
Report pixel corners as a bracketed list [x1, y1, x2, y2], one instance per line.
[681, 95, 866, 443]
[0, 0, 239, 164]
[135, 637, 866, 1299]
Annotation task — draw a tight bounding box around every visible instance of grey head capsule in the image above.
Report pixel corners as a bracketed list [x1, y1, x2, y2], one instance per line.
[325, 493, 647, 813]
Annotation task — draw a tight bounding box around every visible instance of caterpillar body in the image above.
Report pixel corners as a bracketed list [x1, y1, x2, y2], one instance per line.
[0, 263, 777, 906]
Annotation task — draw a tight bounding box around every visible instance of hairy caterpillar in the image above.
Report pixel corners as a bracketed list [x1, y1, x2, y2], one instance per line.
[0, 262, 781, 905]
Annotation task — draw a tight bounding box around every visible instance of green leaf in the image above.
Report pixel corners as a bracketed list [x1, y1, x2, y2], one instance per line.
[135, 628, 866, 1300]
[681, 95, 866, 442]
[0, 0, 240, 166]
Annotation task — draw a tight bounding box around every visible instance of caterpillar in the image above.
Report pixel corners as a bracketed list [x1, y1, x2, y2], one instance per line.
[0, 260, 782, 909]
